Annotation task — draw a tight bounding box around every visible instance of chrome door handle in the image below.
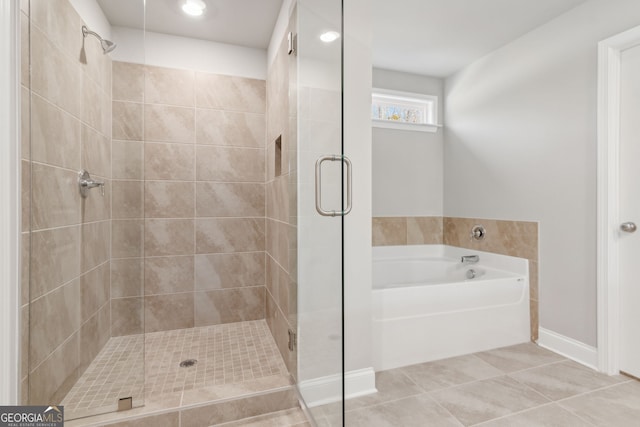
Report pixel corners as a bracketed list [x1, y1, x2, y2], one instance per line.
[620, 222, 637, 233]
[315, 155, 352, 217]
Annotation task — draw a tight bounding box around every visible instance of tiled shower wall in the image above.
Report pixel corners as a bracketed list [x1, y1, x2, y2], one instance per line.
[372, 216, 539, 341]
[21, 0, 113, 404]
[110, 62, 267, 335]
[265, 14, 298, 374]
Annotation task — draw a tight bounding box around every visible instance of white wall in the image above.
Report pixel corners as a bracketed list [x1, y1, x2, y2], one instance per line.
[69, 0, 112, 39]
[444, 0, 640, 347]
[372, 68, 444, 217]
[111, 27, 267, 80]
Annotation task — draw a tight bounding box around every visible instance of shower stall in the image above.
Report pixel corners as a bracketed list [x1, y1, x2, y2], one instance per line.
[20, 0, 346, 424]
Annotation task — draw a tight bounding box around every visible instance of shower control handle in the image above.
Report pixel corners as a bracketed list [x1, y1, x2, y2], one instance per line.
[620, 222, 637, 233]
[78, 170, 105, 198]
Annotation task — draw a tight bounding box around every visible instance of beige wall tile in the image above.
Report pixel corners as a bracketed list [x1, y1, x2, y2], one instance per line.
[30, 0, 83, 61]
[531, 299, 539, 342]
[111, 297, 143, 336]
[443, 217, 538, 261]
[21, 87, 30, 159]
[196, 218, 265, 254]
[82, 125, 111, 179]
[112, 180, 144, 219]
[407, 217, 443, 245]
[81, 178, 111, 223]
[81, 76, 103, 132]
[21, 305, 29, 380]
[21, 161, 30, 232]
[196, 146, 265, 182]
[21, 233, 29, 305]
[112, 219, 144, 258]
[100, 87, 112, 138]
[145, 65, 195, 107]
[145, 181, 195, 218]
[195, 73, 266, 114]
[112, 140, 143, 180]
[80, 262, 110, 323]
[194, 252, 265, 290]
[30, 25, 81, 118]
[79, 303, 110, 374]
[265, 219, 289, 269]
[81, 220, 110, 274]
[266, 177, 288, 222]
[31, 93, 82, 170]
[144, 104, 195, 143]
[30, 225, 80, 300]
[372, 217, 407, 246]
[530, 261, 539, 302]
[29, 279, 80, 369]
[20, 13, 29, 88]
[112, 62, 144, 102]
[145, 142, 195, 181]
[266, 293, 292, 372]
[145, 219, 195, 256]
[112, 101, 143, 141]
[111, 258, 143, 298]
[145, 256, 194, 295]
[196, 109, 265, 148]
[145, 293, 194, 333]
[194, 287, 265, 326]
[31, 162, 81, 231]
[196, 182, 264, 218]
[28, 332, 79, 405]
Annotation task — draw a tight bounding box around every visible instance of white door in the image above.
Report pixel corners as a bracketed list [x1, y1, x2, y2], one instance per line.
[618, 43, 640, 379]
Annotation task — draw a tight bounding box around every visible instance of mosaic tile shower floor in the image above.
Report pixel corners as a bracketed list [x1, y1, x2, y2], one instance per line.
[62, 320, 288, 419]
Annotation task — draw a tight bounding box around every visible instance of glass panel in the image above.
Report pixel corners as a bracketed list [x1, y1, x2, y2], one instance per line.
[296, 0, 344, 424]
[26, 0, 146, 419]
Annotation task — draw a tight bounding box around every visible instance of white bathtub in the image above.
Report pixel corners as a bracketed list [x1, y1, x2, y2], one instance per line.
[373, 245, 530, 371]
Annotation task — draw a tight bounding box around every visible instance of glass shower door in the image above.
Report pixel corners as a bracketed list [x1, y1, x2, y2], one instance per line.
[295, 0, 346, 424]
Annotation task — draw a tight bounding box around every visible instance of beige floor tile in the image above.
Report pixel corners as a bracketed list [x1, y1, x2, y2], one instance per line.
[340, 395, 460, 427]
[476, 403, 591, 427]
[510, 360, 628, 401]
[559, 381, 640, 427]
[431, 375, 550, 426]
[401, 354, 503, 392]
[475, 343, 565, 373]
[214, 408, 307, 427]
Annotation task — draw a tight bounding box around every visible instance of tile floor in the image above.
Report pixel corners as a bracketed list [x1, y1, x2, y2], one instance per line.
[62, 320, 288, 420]
[313, 343, 640, 427]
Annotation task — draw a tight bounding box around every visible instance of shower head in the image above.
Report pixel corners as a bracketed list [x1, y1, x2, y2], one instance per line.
[82, 25, 117, 54]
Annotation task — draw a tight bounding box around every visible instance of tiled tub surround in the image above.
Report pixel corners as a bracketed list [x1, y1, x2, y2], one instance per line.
[22, 0, 113, 405]
[372, 216, 539, 341]
[61, 320, 288, 421]
[314, 342, 640, 427]
[110, 61, 267, 336]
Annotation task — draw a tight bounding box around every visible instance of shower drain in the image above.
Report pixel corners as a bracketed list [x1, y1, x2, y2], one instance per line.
[179, 359, 198, 368]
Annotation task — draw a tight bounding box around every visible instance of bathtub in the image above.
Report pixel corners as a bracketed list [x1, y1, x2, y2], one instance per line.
[372, 245, 530, 371]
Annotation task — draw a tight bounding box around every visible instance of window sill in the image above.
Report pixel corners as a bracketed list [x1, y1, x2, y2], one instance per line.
[372, 119, 440, 133]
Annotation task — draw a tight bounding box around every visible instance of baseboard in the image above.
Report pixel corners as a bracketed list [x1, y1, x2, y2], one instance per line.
[538, 328, 598, 370]
[298, 367, 377, 408]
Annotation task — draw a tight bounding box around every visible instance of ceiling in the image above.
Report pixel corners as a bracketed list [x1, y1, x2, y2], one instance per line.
[97, 0, 589, 76]
[372, 0, 588, 77]
[97, 0, 284, 49]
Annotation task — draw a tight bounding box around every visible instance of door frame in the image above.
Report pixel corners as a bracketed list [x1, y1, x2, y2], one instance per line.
[597, 24, 640, 376]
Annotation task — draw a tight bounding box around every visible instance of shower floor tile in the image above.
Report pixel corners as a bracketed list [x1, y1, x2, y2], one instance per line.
[62, 320, 288, 419]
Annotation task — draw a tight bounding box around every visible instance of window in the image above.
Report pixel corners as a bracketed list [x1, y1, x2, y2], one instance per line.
[372, 88, 439, 132]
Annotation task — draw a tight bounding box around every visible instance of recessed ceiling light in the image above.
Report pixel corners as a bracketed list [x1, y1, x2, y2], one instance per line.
[320, 31, 340, 43]
[182, 0, 206, 16]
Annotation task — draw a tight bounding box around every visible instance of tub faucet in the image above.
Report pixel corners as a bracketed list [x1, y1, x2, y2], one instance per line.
[461, 255, 479, 264]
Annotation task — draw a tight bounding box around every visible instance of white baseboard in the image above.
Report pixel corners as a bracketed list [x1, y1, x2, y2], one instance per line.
[538, 328, 598, 370]
[298, 367, 377, 408]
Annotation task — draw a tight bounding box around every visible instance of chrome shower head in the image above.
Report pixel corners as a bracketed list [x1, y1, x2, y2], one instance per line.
[82, 25, 117, 54]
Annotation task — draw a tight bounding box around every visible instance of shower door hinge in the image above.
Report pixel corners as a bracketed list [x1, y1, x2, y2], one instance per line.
[288, 32, 297, 55]
[288, 329, 297, 351]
